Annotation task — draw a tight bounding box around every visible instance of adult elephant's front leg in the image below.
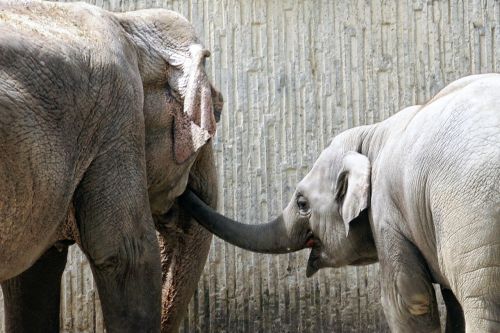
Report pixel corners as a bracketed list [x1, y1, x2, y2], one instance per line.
[156, 143, 217, 333]
[1, 244, 69, 333]
[74, 148, 161, 333]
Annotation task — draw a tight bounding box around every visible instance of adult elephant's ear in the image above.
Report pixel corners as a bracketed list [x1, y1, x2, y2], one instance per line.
[173, 45, 219, 164]
[335, 152, 371, 235]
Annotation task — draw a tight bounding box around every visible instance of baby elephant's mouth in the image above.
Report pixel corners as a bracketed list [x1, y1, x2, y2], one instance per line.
[306, 257, 319, 277]
[306, 246, 378, 277]
[349, 256, 378, 266]
[306, 242, 323, 277]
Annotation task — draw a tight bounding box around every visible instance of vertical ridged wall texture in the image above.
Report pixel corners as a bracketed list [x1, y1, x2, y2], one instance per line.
[1, 0, 499, 332]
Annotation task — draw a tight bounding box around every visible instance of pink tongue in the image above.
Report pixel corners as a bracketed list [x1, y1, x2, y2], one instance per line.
[306, 239, 315, 248]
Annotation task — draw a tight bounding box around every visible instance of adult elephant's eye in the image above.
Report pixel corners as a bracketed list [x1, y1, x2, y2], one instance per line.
[297, 195, 310, 215]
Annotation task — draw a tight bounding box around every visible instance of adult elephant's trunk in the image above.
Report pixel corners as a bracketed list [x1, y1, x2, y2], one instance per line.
[179, 190, 309, 254]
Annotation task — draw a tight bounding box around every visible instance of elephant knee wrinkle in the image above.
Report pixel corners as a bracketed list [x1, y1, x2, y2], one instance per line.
[407, 293, 432, 315]
[395, 272, 434, 317]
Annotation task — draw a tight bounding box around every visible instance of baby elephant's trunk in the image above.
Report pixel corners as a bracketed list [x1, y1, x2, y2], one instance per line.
[179, 189, 307, 254]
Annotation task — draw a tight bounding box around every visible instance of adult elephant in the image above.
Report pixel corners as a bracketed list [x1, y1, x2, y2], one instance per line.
[0, 2, 221, 332]
[181, 74, 500, 332]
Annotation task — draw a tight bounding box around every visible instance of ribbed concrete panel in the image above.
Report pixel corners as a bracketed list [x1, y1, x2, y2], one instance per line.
[1, 1, 499, 332]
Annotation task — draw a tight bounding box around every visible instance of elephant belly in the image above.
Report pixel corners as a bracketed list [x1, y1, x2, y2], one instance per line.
[0, 214, 65, 282]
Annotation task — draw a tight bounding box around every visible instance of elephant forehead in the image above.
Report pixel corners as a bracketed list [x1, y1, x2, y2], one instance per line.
[298, 161, 336, 207]
[303, 146, 340, 186]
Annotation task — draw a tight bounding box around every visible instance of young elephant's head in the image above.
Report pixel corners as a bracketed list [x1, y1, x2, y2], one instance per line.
[180, 133, 378, 276]
[116, 9, 223, 214]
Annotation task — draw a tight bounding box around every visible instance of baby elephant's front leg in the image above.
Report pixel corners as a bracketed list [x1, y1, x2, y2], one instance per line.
[379, 233, 441, 333]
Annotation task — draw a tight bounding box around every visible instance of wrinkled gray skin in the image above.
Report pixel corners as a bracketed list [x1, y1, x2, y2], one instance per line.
[0, 2, 222, 332]
[181, 74, 500, 332]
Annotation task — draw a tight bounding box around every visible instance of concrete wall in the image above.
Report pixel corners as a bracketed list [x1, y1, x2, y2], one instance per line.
[1, 0, 499, 332]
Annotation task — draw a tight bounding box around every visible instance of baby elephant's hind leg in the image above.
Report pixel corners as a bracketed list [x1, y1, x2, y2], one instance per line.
[442, 210, 500, 333]
[455, 267, 500, 333]
[453, 255, 500, 332]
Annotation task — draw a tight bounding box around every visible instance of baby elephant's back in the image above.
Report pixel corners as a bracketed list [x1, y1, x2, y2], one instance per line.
[405, 75, 500, 259]
[402, 74, 500, 191]
[422, 75, 500, 191]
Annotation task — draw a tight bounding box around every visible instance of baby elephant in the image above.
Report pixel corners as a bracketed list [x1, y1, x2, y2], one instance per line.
[181, 74, 500, 332]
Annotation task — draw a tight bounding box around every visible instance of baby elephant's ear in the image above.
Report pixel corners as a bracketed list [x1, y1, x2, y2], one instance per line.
[335, 152, 371, 235]
[173, 45, 217, 164]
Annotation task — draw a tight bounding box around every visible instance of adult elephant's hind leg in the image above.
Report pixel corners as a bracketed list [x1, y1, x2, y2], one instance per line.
[74, 150, 161, 333]
[1, 245, 68, 333]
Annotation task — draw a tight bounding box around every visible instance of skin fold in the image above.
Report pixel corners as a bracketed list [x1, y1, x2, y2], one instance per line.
[180, 74, 500, 332]
[0, 2, 222, 332]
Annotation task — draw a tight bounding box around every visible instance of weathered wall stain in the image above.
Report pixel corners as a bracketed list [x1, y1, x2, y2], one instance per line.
[1, 0, 498, 332]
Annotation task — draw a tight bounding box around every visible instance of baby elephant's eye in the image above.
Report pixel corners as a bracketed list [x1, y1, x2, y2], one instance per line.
[297, 195, 310, 214]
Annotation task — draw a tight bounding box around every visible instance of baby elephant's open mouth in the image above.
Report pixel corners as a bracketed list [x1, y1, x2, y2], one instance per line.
[306, 242, 323, 277]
